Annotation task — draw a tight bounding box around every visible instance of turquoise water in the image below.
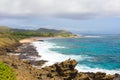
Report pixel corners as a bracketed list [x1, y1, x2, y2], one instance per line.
[47, 35, 120, 73]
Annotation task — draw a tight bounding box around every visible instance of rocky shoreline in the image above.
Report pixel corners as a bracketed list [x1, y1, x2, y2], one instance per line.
[1, 42, 120, 80]
[14, 43, 47, 67]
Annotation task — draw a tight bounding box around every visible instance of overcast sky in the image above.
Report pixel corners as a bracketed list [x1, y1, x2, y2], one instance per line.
[0, 0, 120, 34]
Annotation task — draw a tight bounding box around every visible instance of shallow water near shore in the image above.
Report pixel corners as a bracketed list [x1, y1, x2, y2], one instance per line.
[32, 35, 120, 74]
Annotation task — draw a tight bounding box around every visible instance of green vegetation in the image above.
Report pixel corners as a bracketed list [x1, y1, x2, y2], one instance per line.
[11, 31, 55, 39]
[0, 26, 77, 55]
[0, 26, 76, 39]
[0, 62, 16, 80]
[11, 28, 75, 38]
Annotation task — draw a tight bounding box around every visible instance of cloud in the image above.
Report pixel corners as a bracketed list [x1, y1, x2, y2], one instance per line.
[0, 0, 120, 19]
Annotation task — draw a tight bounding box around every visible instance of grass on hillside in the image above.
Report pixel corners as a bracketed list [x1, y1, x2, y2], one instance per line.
[0, 33, 20, 55]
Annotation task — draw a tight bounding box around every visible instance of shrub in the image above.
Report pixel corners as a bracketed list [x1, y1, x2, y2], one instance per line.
[0, 62, 16, 80]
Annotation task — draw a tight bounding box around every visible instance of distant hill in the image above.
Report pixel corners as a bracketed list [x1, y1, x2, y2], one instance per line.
[11, 28, 75, 37]
[0, 26, 78, 38]
[36, 28, 72, 34]
[11, 28, 72, 34]
[0, 26, 78, 54]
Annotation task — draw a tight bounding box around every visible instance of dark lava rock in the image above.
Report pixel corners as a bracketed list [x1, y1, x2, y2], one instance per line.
[37, 40, 44, 42]
[23, 60, 47, 66]
[114, 74, 120, 80]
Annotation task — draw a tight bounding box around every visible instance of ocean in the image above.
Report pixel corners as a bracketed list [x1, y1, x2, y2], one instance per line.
[33, 35, 120, 74]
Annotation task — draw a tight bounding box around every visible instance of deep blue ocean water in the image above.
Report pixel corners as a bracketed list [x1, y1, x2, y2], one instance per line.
[46, 35, 120, 74]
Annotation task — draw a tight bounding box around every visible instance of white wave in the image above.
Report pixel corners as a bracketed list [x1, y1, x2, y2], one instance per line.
[76, 64, 120, 74]
[32, 41, 92, 67]
[38, 41, 66, 49]
[84, 35, 102, 38]
[32, 41, 120, 74]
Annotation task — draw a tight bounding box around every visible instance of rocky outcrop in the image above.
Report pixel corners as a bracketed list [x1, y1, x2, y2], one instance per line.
[35, 59, 119, 80]
[13, 43, 47, 67]
[0, 43, 21, 55]
[36, 59, 78, 80]
[15, 43, 39, 56]
[74, 72, 115, 80]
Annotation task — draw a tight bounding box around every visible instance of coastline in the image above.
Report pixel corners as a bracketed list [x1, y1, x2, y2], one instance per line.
[1, 37, 119, 80]
[19, 37, 120, 73]
[31, 38, 120, 74]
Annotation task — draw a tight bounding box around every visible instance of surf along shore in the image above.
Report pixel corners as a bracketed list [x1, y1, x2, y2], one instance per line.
[0, 37, 120, 80]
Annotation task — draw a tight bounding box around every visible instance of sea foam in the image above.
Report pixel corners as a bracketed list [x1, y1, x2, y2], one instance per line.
[32, 41, 92, 66]
[32, 41, 120, 74]
[76, 64, 120, 74]
[84, 35, 102, 38]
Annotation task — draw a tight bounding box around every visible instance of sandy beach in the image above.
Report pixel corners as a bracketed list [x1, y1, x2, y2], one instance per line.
[19, 35, 81, 44]
[19, 37, 55, 43]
